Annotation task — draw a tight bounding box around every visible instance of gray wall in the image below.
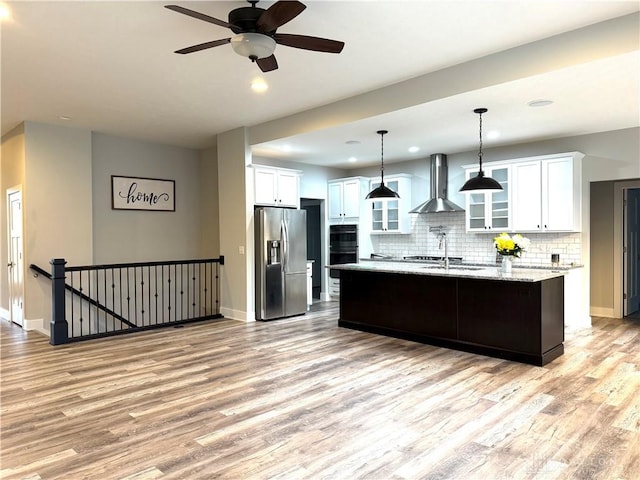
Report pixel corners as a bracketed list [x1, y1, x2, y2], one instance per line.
[199, 147, 220, 257]
[24, 122, 94, 323]
[92, 132, 202, 263]
[590, 181, 615, 310]
[0, 124, 25, 311]
[1, 122, 220, 327]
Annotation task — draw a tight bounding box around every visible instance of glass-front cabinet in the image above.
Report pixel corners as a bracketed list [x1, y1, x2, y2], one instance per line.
[369, 174, 411, 234]
[464, 166, 510, 231]
[464, 152, 583, 233]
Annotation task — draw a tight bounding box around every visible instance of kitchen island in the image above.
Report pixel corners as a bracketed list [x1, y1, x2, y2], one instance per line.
[330, 261, 565, 366]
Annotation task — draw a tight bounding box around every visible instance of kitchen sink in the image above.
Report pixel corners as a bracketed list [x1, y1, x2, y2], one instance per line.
[421, 265, 483, 271]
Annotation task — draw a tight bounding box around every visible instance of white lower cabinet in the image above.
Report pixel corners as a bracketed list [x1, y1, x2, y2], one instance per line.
[328, 278, 340, 297]
[306, 261, 313, 310]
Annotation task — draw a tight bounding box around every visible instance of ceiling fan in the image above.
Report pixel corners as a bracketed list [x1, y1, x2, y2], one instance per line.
[165, 0, 345, 72]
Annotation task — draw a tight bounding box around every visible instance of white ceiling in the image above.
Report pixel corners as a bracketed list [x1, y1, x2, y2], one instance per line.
[2, 1, 639, 169]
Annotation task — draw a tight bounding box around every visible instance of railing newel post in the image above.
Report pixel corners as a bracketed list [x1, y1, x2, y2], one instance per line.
[50, 258, 69, 345]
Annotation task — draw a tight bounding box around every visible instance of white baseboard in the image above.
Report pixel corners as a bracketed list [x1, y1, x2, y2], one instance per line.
[0, 307, 9, 321]
[590, 306, 615, 318]
[23, 317, 42, 331]
[220, 307, 254, 322]
[24, 318, 50, 336]
[565, 315, 592, 332]
[320, 292, 334, 302]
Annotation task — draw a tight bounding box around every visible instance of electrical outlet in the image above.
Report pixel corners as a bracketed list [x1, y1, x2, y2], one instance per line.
[238, 245, 245, 255]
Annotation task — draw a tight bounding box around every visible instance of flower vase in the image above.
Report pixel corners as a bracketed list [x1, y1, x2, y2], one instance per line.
[501, 256, 513, 274]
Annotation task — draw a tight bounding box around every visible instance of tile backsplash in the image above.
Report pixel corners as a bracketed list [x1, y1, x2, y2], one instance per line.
[370, 212, 582, 267]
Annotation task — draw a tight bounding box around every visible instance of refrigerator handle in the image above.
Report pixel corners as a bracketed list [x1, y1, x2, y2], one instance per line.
[281, 219, 287, 271]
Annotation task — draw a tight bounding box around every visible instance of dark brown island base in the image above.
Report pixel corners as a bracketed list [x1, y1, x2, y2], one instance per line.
[331, 262, 565, 366]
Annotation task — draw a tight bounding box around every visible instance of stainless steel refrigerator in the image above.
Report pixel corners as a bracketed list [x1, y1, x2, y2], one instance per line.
[255, 207, 307, 321]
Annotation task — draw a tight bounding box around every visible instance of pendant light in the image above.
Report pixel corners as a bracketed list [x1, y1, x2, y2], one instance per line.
[366, 130, 399, 200]
[459, 108, 503, 193]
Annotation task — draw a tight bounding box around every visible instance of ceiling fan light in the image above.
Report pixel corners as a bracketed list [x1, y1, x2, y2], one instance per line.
[230, 33, 276, 59]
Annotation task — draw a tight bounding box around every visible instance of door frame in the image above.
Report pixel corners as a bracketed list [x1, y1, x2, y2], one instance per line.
[613, 179, 640, 318]
[6, 185, 24, 326]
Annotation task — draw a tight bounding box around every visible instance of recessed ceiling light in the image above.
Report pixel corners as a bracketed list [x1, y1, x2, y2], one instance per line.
[345, 140, 360, 145]
[408, 146, 420, 153]
[59, 115, 72, 121]
[348, 157, 357, 163]
[486, 130, 500, 140]
[281, 144, 292, 152]
[0, 3, 12, 21]
[528, 99, 554, 107]
[251, 78, 268, 93]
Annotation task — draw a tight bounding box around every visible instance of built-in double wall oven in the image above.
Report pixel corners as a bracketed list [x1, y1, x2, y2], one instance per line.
[329, 224, 358, 278]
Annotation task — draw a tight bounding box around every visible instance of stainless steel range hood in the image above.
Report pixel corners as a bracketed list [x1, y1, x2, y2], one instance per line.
[409, 153, 464, 214]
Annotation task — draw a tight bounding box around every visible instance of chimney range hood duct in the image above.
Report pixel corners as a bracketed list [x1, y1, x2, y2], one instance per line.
[409, 153, 465, 214]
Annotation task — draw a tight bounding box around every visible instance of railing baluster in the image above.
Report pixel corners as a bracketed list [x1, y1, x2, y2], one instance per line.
[154, 265, 158, 325]
[103, 268, 108, 333]
[110, 268, 115, 332]
[35, 258, 224, 343]
[119, 267, 123, 330]
[162, 265, 165, 324]
[94, 270, 98, 334]
[70, 271, 75, 338]
[168, 265, 172, 323]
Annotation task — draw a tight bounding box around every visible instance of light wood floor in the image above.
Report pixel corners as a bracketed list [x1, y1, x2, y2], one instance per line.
[1, 302, 639, 480]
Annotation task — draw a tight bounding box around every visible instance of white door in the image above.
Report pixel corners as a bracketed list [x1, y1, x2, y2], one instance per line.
[624, 187, 640, 316]
[7, 189, 24, 326]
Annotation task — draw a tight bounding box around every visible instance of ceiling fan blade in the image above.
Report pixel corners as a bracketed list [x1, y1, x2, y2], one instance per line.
[165, 5, 233, 30]
[256, 1, 306, 32]
[274, 34, 344, 53]
[175, 38, 231, 54]
[257, 55, 279, 72]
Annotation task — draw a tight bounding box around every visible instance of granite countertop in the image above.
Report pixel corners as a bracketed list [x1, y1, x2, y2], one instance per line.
[328, 260, 567, 282]
[361, 257, 583, 270]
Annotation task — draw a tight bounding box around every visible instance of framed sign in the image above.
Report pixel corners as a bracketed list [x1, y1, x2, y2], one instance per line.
[111, 175, 175, 211]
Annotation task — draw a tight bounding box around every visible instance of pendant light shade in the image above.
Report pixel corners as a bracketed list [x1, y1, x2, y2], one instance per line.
[459, 108, 503, 193]
[366, 130, 400, 200]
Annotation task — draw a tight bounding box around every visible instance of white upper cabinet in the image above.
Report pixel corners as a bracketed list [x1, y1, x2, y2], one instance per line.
[369, 174, 412, 234]
[512, 153, 583, 232]
[511, 162, 542, 231]
[328, 177, 369, 222]
[254, 165, 300, 208]
[464, 166, 511, 232]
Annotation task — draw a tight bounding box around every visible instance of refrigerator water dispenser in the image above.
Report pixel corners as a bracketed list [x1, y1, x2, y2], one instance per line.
[268, 240, 280, 264]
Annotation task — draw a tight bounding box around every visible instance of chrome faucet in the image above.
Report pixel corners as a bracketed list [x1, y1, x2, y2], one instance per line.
[438, 232, 449, 269]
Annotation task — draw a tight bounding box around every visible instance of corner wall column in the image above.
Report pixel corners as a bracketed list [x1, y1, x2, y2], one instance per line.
[217, 127, 253, 321]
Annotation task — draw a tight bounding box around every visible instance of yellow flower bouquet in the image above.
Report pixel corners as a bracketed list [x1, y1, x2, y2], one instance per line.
[494, 233, 530, 257]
